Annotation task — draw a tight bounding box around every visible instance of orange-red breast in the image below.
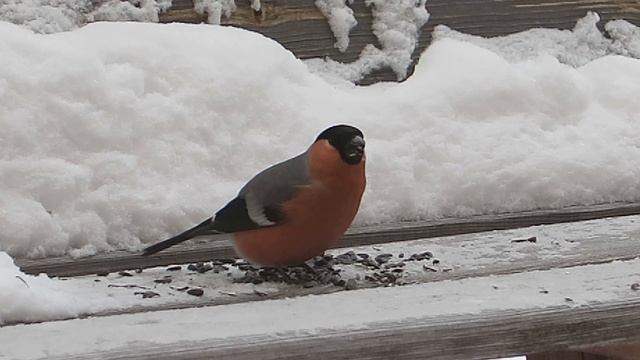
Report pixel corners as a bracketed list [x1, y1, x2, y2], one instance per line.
[142, 125, 366, 266]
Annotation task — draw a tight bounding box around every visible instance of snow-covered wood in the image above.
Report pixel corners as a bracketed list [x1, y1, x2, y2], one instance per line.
[15, 202, 640, 277]
[3, 258, 640, 360]
[157, 0, 640, 83]
[7, 214, 640, 325]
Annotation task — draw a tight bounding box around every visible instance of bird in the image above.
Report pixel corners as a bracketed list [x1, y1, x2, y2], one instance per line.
[142, 124, 366, 266]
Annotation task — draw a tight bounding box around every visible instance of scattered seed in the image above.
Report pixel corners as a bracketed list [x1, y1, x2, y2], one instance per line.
[375, 253, 393, 264]
[334, 251, 358, 265]
[166, 266, 182, 272]
[154, 277, 172, 284]
[511, 236, 537, 243]
[197, 264, 213, 273]
[118, 271, 133, 277]
[172, 286, 190, 292]
[108, 284, 150, 290]
[254, 289, 268, 297]
[564, 297, 574, 302]
[187, 288, 204, 297]
[96, 272, 109, 277]
[345, 279, 358, 290]
[212, 264, 228, 273]
[407, 251, 433, 261]
[423, 265, 438, 272]
[303, 281, 319, 288]
[135, 291, 160, 299]
[360, 258, 380, 269]
[539, 289, 549, 294]
[383, 262, 405, 269]
[332, 279, 346, 287]
[432, 258, 440, 265]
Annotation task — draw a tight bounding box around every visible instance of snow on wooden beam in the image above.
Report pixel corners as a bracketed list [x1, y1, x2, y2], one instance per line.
[15, 202, 640, 277]
[4, 259, 640, 360]
[11, 212, 640, 323]
[157, 0, 640, 83]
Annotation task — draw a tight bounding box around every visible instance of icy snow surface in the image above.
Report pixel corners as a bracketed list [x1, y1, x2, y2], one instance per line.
[2, 19, 640, 258]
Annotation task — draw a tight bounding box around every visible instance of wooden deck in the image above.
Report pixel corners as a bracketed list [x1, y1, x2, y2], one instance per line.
[6, 1, 640, 359]
[15, 202, 640, 277]
[3, 215, 640, 359]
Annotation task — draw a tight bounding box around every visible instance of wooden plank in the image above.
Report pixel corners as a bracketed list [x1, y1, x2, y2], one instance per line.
[11, 214, 640, 323]
[528, 351, 609, 360]
[5, 259, 640, 360]
[15, 202, 640, 277]
[156, 0, 640, 83]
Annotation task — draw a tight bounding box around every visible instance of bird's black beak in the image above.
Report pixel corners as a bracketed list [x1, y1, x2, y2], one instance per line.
[345, 135, 365, 163]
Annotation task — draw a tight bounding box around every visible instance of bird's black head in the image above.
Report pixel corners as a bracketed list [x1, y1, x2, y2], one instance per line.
[316, 125, 365, 165]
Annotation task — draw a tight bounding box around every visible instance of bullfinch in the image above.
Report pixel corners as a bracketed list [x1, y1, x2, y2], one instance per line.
[142, 124, 366, 266]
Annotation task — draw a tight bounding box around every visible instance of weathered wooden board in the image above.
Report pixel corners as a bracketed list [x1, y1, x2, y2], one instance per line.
[14, 214, 640, 323]
[4, 258, 640, 360]
[157, 0, 640, 83]
[528, 352, 608, 360]
[15, 202, 640, 277]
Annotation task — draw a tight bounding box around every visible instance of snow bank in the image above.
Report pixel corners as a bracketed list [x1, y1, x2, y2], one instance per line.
[434, 12, 640, 66]
[0, 252, 95, 324]
[0, 0, 172, 34]
[1, 19, 640, 258]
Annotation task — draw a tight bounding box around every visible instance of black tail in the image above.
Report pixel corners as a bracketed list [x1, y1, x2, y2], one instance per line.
[142, 217, 214, 256]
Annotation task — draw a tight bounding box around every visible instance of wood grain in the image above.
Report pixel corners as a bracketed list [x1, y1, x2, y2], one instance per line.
[528, 351, 609, 360]
[16, 211, 640, 322]
[32, 288, 640, 360]
[15, 202, 640, 277]
[156, 0, 640, 83]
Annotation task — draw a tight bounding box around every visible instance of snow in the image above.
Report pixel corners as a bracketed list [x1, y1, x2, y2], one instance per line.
[1, 256, 638, 358]
[1, 215, 638, 327]
[434, 12, 640, 67]
[0, 0, 172, 33]
[315, 0, 357, 52]
[0, 252, 114, 325]
[193, 0, 236, 25]
[2, 18, 640, 258]
[306, 0, 430, 81]
[90, 0, 173, 23]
